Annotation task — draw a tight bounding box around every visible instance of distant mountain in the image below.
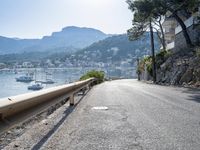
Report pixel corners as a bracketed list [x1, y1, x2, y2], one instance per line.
[0, 26, 109, 54]
[68, 33, 160, 63]
[0, 36, 39, 54]
[0, 32, 161, 66]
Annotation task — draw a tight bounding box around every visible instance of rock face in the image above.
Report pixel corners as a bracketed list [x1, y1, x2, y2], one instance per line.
[157, 52, 200, 86]
[179, 69, 193, 84]
[140, 49, 200, 87]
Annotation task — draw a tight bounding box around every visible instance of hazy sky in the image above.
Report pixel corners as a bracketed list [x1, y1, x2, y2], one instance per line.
[0, 0, 133, 39]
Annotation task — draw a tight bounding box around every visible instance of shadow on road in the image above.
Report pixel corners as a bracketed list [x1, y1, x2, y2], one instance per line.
[31, 91, 88, 150]
[182, 87, 200, 103]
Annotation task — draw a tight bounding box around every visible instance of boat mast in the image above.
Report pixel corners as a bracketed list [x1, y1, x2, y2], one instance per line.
[35, 68, 37, 83]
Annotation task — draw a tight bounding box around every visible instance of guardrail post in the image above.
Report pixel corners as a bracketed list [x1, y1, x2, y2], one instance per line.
[87, 84, 91, 90]
[82, 87, 86, 95]
[69, 94, 74, 106]
[0, 113, 3, 121]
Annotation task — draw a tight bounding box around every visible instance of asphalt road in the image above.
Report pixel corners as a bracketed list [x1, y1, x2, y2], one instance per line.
[39, 79, 200, 150]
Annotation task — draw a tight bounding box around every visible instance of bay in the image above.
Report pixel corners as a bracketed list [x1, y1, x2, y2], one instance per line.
[0, 67, 136, 99]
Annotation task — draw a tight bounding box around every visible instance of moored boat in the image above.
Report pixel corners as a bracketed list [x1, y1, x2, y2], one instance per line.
[41, 79, 55, 84]
[28, 82, 43, 90]
[16, 75, 33, 82]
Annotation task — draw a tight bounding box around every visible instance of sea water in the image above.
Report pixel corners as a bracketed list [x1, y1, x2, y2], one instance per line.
[0, 67, 136, 98]
[0, 68, 84, 98]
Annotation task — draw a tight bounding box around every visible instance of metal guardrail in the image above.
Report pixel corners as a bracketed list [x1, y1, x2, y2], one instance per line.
[0, 78, 96, 133]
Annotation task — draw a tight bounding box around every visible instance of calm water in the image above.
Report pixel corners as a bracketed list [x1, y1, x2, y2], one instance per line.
[0, 68, 86, 98]
[0, 67, 136, 98]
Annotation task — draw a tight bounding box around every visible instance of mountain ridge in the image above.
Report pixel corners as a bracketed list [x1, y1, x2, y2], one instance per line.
[62, 33, 160, 65]
[0, 26, 109, 54]
[0, 33, 160, 65]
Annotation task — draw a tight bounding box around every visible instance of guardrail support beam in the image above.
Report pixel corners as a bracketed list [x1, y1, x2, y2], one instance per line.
[69, 94, 74, 106]
[88, 84, 91, 90]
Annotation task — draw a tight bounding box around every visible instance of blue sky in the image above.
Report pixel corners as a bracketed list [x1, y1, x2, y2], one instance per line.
[0, 0, 133, 39]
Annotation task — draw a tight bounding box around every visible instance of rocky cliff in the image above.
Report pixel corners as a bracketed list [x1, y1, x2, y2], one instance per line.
[138, 47, 200, 87]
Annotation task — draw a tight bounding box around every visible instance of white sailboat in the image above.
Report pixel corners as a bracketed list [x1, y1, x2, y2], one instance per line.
[16, 72, 34, 82]
[41, 72, 55, 84]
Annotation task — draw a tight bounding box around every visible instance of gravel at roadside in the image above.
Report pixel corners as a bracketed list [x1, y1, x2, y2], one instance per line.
[1, 95, 82, 150]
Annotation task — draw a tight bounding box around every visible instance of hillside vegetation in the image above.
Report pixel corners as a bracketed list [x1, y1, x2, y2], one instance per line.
[65, 33, 160, 64]
[0, 33, 160, 67]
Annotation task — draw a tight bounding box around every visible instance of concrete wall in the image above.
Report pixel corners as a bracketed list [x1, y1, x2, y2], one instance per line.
[174, 25, 200, 52]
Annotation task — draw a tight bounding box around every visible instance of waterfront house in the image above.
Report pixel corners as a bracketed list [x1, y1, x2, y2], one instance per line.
[162, 7, 200, 51]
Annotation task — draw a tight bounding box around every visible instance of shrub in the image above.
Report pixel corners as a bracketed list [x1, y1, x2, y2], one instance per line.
[137, 50, 172, 77]
[80, 70, 105, 83]
[156, 50, 172, 68]
[196, 47, 200, 58]
[137, 56, 153, 77]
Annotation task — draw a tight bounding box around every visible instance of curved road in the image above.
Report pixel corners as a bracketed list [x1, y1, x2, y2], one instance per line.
[39, 79, 200, 150]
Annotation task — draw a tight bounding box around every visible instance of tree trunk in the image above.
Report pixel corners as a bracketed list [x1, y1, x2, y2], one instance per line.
[137, 58, 141, 81]
[149, 20, 157, 83]
[158, 18, 166, 50]
[163, 4, 194, 48]
[172, 12, 193, 47]
[154, 28, 165, 49]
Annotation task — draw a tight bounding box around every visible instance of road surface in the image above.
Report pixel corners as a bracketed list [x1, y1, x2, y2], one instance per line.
[20, 80, 200, 149]
[39, 79, 200, 150]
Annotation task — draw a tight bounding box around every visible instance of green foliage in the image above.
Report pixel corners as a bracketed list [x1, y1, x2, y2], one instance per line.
[138, 56, 153, 76]
[127, 23, 148, 40]
[144, 57, 153, 76]
[196, 47, 200, 58]
[127, 0, 153, 40]
[156, 50, 171, 58]
[127, 0, 199, 47]
[137, 50, 172, 76]
[80, 70, 105, 83]
[156, 50, 172, 68]
[157, 0, 198, 47]
[127, 0, 166, 41]
[71, 34, 160, 63]
[157, 0, 199, 14]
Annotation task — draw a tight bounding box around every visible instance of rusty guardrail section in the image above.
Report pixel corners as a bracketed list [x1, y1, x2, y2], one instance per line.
[0, 78, 96, 133]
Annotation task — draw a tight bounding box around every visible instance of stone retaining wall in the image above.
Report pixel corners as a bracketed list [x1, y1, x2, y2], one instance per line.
[175, 25, 200, 52]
